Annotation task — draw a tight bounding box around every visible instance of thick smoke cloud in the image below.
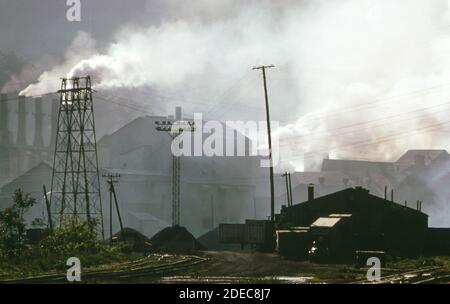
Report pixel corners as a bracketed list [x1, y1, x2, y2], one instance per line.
[19, 0, 450, 171]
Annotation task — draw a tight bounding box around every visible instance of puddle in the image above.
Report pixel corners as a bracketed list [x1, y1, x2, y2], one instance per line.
[159, 275, 315, 284]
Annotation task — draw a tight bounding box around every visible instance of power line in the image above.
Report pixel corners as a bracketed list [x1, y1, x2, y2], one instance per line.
[280, 82, 450, 125]
[278, 100, 450, 146]
[282, 119, 450, 161]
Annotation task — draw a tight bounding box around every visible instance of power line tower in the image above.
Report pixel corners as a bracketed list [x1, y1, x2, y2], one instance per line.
[103, 173, 125, 241]
[155, 107, 195, 227]
[49, 76, 104, 238]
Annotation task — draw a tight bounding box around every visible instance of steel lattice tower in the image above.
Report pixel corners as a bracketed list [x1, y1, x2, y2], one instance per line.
[155, 113, 195, 227]
[49, 76, 104, 238]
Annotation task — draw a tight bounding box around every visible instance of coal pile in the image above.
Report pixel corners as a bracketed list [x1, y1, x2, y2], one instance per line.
[112, 227, 149, 242]
[150, 226, 206, 252]
[112, 227, 152, 252]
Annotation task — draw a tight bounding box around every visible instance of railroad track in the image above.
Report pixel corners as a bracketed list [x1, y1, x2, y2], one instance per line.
[350, 266, 449, 284]
[0, 255, 208, 284]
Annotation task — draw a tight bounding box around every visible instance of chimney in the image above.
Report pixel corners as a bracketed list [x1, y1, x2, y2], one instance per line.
[308, 183, 314, 202]
[390, 189, 394, 202]
[33, 97, 44, 147]
[384, 186, 387, 200]
[0, 93, 10, 145]
[50, 99, 59, 149]
[16, 95, 27, 146]
[175, 106, 182, 120]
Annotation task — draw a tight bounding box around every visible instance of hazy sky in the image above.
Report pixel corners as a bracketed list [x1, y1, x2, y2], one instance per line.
[3, 0, 450, 170]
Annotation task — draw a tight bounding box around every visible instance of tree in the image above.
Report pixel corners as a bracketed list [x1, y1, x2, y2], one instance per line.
[0, 189, 36, 257]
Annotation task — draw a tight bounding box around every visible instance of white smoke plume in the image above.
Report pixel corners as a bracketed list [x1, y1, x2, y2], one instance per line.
[19, 0, 450, 170]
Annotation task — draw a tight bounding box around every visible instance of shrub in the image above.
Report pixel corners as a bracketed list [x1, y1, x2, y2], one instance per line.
[39, 220, 100, 256]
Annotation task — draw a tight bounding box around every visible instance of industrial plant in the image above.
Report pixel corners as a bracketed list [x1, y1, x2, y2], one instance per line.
[1, 0, 450, 286]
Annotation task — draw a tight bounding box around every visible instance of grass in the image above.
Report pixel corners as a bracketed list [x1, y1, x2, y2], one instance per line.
[0, 243, 145, 280]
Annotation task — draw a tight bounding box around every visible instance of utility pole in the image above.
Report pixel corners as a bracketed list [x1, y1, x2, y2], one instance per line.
[103, 173, 125, 241]
[288, 172, 293, 206]
[253, 65, 275, 221]
[282, 172, 291, 207]
[43, 185, 53, 231]
[155, 107, 195, 227]
[210, 195, 215, 229]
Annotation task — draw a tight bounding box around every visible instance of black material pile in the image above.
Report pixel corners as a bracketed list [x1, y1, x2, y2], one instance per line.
[112, 227, 149, 242]
[112, 227, 152, 252]
[150, 226, 206, 252]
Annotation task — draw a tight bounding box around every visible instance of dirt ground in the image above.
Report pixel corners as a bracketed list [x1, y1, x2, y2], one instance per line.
[157, 251, 450, 283]
[188, 251, 343, 277]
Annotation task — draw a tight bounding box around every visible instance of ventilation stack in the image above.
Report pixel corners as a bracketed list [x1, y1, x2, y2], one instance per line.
[16, 95, 27, 146]
[175, 106, 182, 120]
[0, 93, 10, 145]
[0, 93, 11, 178]
[50, 98, 59, 149]
[308, 184, 315, 203]
[33, 97, 44, 147]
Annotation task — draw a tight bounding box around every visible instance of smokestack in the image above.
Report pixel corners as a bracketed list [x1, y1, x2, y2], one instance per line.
[175, 106, 182, 120]
[308, 183, 314, 203]
[17, 95, 27, 146]
[33, 97, 44, 147]
[50, 99, 59, 149]
[390, 189, 394, 202]
[0, 93, 10, 145]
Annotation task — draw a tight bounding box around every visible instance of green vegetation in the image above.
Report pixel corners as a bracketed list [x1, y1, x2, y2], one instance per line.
[0, 189, 36, 257]
[0, 189, 144, 279]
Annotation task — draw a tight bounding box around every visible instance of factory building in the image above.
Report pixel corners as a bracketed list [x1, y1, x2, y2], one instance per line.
[92, 108, 265, 238]
[0, 98, 268, 238]
[278, 186, 428, 256]
[298, 150, 450, 227]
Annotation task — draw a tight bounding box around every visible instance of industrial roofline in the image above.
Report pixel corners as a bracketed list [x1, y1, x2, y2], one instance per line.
[285, 186, 428, 217]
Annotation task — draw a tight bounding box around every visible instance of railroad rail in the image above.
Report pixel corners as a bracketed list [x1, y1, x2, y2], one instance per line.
[0, 255, 208, 284]
[350, 266, 448, 284]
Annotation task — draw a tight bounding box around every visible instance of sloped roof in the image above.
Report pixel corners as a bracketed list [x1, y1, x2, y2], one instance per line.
[0, 161, 52, 191]
[396, 150, 448, 164]
[395, 150, 449, 174]
[287, 187, 428, 218]
[322, 159, 394, 172]
[291, 171, 355, 187]
[311, 217, 341, 228]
